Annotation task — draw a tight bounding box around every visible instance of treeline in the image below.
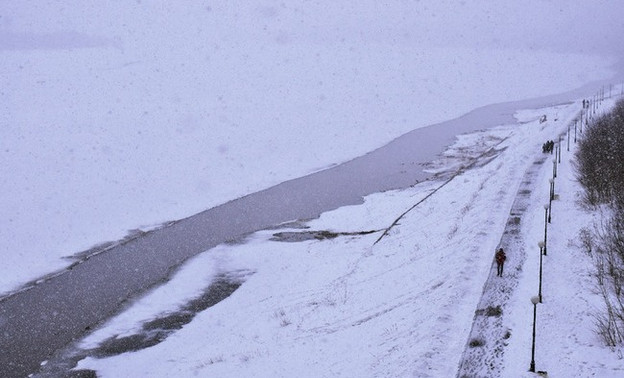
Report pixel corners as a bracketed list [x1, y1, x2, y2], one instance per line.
[575, 99, 624, 347]
[576, 99, 624, 207]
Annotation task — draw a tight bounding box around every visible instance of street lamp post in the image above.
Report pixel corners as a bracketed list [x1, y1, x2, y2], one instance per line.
[548, 202, 551, 224]
[558, 136, 561, 163]
[554, 144, 558, 165]
[538, 241, 545, 303]
[529, 296, 540, 372]
[580, 108, 583, 123]
[552, 159, 557, 179]
[567, 124, 570, 151]
[543, 204, 548, 255]
[548, 179, 554, 223]
[574, 119, 577, 143]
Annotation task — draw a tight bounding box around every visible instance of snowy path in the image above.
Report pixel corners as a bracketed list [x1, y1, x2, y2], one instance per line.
[456, 120, 574, 377]
[456, 153, 547, 377]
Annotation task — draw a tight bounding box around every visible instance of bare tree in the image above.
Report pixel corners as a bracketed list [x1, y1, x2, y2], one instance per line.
[575, 99, 624, 346]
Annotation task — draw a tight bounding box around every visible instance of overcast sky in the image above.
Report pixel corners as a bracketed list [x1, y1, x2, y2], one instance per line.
[2, 1, 623, 58]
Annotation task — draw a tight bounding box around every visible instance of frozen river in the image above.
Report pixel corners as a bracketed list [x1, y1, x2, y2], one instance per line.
[0, 83, 609, 378]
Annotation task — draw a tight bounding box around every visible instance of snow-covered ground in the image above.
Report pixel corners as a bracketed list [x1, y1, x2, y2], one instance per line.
[4, 1, 624, 376]
[1, 1, 623, 296]
[61, 99, 622, 377]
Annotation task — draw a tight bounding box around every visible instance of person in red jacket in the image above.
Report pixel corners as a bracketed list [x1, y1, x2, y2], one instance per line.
[495, 248, 506, 277]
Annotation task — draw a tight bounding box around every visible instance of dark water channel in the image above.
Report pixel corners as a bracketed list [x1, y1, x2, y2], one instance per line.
[0, 84, 607, 377]
[32, 272, 249, 378]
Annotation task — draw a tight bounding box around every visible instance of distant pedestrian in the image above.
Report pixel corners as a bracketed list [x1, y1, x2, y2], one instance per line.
[541, 141, 554, 154]
[495, 248, 506, 277]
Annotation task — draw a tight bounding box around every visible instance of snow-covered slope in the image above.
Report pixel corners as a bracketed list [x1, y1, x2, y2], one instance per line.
[49, 98, 621, 377]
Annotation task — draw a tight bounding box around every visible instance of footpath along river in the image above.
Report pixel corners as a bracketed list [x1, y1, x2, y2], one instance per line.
[0, 84, 606, 378]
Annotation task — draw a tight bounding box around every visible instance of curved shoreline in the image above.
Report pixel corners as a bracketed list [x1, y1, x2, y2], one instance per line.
[0, 79, 613, 377]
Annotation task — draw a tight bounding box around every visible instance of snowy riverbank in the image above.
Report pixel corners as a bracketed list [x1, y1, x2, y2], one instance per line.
[40, 98, 620, 377]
